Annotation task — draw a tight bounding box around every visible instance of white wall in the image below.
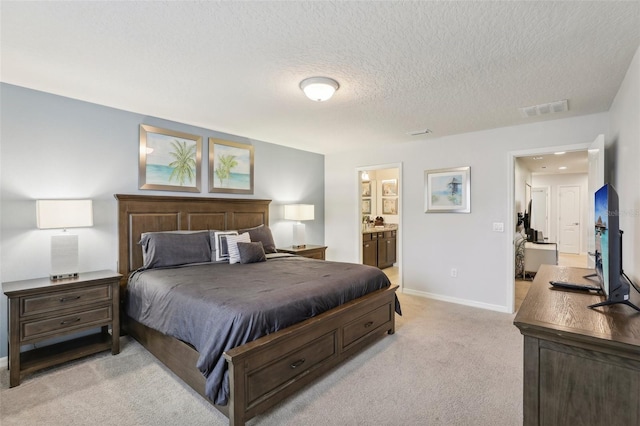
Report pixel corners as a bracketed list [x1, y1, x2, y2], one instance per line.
[531, 173, 589, 252]
[325, 113, 609, 312]
[609, 45, 640, 283]
[0, 83, 325, 358]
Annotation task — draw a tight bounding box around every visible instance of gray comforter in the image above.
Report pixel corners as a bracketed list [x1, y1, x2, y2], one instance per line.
[126, 254, 398, 405]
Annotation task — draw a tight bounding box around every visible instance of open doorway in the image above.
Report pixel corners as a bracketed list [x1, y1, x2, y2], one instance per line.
[357, 163, 403, 291]
[509, 135, 603, 312]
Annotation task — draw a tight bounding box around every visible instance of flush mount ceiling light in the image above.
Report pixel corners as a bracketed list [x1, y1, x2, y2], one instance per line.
[300, 77, 339, 102]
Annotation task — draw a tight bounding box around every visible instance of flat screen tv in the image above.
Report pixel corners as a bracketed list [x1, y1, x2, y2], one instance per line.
[589, 183, 639, 311]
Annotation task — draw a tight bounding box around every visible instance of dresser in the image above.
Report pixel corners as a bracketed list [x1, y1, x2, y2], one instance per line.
[3, 270, 122, 387]
[514, 265, 640, 425]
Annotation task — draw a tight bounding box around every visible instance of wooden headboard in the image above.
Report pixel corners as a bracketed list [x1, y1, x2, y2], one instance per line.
[115, 194, 271, 287]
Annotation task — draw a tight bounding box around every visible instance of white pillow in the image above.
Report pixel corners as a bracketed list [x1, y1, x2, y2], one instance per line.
[226, 233, 251, 264]
[212, 230, 238, 262]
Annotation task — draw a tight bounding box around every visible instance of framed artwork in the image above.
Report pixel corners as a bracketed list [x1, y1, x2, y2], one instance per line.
[362, 181, 371, 197]
[209, 138, 254, 194]
[424, 166, 471, 213]
[382, 179, 397, 196]
[139, 124, 202, 192]
[362, 199, 371, 214]
[382, 198, 398, 215]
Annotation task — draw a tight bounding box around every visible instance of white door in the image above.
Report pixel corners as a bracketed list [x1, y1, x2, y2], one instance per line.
[558, 185, 581, 254]
[587, 134, 605, 267]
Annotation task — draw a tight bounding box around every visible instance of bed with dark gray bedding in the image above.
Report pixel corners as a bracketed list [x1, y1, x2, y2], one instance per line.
[127, 254, 395, 404]
[116, 194, 400, 426]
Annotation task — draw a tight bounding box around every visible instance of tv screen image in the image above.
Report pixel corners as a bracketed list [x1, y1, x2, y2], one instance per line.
[590, 183, 639, 311]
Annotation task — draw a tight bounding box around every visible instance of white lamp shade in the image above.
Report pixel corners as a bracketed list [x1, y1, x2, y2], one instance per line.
[300, 77, 339, 102]
[284, 204, 314, 221]
[36, 199, 93, 229]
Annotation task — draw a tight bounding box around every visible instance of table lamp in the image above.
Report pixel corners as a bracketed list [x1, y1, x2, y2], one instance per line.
[284, 204, 314, 248]
[36, 199, 93, 280]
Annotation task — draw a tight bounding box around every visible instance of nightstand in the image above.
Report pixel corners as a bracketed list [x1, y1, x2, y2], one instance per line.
[277, 245, 327, 260]
[3, 270, 122, 387]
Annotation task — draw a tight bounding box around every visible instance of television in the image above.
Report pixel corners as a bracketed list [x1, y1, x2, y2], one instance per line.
[589, 183, 639, 311]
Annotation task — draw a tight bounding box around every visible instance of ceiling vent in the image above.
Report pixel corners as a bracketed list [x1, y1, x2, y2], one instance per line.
[519, 99, 568, 118]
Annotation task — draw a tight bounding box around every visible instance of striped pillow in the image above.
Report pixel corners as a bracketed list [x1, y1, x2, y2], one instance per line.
[226, 233, 251, 264]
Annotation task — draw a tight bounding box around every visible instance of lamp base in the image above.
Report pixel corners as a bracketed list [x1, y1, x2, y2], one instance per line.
[51, 233, 79, 281]
[292, 222, 306, 248]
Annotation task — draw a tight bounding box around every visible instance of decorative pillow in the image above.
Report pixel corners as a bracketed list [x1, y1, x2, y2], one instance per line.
[226, 233, 251, 264]
[212, 230, 239, 262]
[239, 224, 277, 254]
[237, 241, 267, 264]
[138, 231, 211, 269]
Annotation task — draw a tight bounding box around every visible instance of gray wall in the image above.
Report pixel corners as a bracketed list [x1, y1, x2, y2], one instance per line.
[0, 83, 325, 358]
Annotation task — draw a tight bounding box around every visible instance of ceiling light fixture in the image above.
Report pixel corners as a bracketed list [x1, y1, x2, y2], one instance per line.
[559, 166, 567, 170]
[554, 151, 566, 155]
[300, 77, 339, 102]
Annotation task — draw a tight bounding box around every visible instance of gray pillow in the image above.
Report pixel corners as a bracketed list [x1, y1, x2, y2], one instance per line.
[139, 231, 211, 269]
[237, 241, 267, 264]
[239, 224, 277, 254]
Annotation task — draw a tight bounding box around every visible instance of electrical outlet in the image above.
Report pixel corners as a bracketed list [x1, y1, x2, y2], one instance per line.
[451, 268, 457, 278]
[492, 222, 504, 232]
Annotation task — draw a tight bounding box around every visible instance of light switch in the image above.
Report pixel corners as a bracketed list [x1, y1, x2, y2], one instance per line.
[492, 222, 504, 232]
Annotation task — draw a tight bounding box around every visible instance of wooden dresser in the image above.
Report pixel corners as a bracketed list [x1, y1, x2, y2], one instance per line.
[514, 265, 640, 425]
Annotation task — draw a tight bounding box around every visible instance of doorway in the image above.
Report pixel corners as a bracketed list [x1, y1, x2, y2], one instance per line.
[509, 137, 602, 313]
[356, 163, 403, 291]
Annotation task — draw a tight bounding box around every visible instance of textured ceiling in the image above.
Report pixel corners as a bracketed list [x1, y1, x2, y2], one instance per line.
[1, 1, 639, 155]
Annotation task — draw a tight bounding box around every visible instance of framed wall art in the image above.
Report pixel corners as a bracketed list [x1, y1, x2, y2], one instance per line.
[381, 179, 397, 196]
[362, 181, 371, 197]
[139, 124, 202, 192]
[362, 199, 371, 214]
[424, 166, 470, 213]
[209, 138, 254, 194]
[382, 198, 398, 215]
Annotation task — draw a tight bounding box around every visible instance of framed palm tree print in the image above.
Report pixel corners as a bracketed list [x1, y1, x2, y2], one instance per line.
[139, 124, 202, 192]
[424, 166, 470, 213]
[208, 138, 254, 194]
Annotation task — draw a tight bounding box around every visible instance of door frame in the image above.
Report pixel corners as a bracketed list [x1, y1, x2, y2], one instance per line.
[507, 142, 590, 313]
[356, 162, 403, 292]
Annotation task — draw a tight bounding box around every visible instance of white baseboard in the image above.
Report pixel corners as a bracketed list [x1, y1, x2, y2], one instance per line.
[401, 288, 512, 314]
[0, 356, 7, 369]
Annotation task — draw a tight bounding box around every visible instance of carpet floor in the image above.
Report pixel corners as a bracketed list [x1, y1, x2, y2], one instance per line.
[0, 293, 523, 425]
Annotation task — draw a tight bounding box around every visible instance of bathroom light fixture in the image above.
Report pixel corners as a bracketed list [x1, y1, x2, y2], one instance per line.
[36, 199, 93, 280]
[300, 77, 339, 102]
[362, 171, 370, 181]
[284, 204, 314, 248]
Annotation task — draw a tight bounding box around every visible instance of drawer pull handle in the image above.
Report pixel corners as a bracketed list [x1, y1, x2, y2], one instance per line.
[290, 358, 306, 369]
[59, 296, 81, 303]
[60, 317, 81, 325]
[364, 321, 374, 328]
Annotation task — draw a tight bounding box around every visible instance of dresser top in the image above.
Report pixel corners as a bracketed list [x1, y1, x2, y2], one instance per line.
[3, 270, 121, 296]
[514, 264, 640, 349]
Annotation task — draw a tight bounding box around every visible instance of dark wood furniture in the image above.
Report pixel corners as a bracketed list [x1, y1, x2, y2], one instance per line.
[3, 270, 121, 387]
[514, 264, 640, 426]
[115, 194, 398, 426]
[362, 229, 396, 268]
[277, 244, 327, 260]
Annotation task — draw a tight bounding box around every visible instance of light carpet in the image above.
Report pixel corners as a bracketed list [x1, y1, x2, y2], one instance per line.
[0, 293, 523, 425]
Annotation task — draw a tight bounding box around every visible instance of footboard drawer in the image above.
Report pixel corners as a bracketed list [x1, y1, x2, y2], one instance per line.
[342, 303, 392, 349]
[245, 331, 337, 406]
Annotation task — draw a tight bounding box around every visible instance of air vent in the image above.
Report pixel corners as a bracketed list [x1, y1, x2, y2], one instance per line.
[519, 99, 568, 118]
[407, 129, 432, 136]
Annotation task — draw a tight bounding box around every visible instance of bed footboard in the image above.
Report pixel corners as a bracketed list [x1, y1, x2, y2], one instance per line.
[224, 285, 398, 426]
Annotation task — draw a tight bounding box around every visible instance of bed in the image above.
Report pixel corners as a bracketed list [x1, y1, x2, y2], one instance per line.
[115, 194, 399, 425]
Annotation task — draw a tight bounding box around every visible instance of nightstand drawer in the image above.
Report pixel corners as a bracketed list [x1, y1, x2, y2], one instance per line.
[21, 305, 112, 341]
[21, 284, 112, 317]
